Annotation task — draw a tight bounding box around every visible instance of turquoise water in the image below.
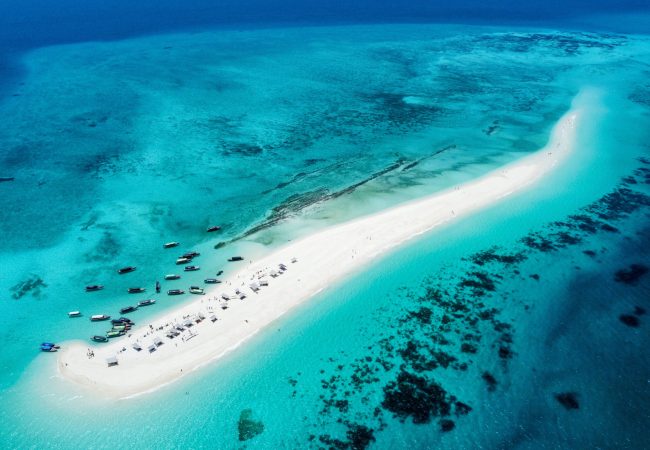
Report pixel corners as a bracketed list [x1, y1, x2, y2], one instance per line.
[1, 24, 650, 448]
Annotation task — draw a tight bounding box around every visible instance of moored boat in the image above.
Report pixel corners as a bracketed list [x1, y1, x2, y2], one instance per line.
[106, 330, 125, 338]
[165, 274, 181, 280]
[127, 287, 145, 294]
[189, 286, 205, 295]
[138, 299, 156, 307]
[207, 225, 221, 232]
[156, 281, 161, 293]
[168, 289, 185, 295]
[40, 343, 57, 352]
[85, 285, 104, 292]
[176, 257, 191, 265]
[204, 278, 220, 284]
[163, 242, 180, 249]
[91, 335, 108, 343]
[182, 251, 200, 259]
[117, 266, 136, 274]
[91, 314, 111, 321]
[119, 305, 137, 314]
[184, 265, 200, 272]
[228, 256, 244, 262]
[68, 311, 82, 318]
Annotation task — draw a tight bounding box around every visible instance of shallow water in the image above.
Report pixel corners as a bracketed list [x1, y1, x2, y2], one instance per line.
[1, 24, 650, 449]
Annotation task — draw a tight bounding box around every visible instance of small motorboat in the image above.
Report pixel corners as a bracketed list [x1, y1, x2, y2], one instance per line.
[155, 281, 161, 293]
[216, 270, 224, 276]
[117, 266, 136, 274]
[40, 344, 57, 352]
[182, 251, 200, 259]
[111, 325, 128, 332]
[176, 257, 191, 265]
[41, 342, 60, 349]
[228, 256, 244, 262]
[168, 289, 185, 295]
[127, 287, 146, 294]
[138, 299, 156, 307]
[85, 285, 104, 292]
[207, 225, 221, 232]
[91, 335, 109, 343]
[106, 330, 125, 338]
[184, 265, 200, 272]
[204, 278, 221, 284]
[163, 242, 180, 249]
[165, 274, 181, 280]
[119, 305, 137, 314]
[189, 286, 205, 295]
[91, 314, 111, 321]
[68, 311, 82, 318]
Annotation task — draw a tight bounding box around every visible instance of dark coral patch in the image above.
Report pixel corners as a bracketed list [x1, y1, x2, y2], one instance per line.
[614, 264, 649, 285]
[619, 314, 640, 327]
[555, 392, 580, 410]
[237, 409, 264, 442]
[382, 371, 453, 424]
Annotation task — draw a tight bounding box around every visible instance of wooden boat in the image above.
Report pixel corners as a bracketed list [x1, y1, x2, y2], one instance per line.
[117, 266, 136, 274]
[176, 257, 191, 265]
[168, 289, 185, 295]
[68, 311, 82, 318]
[91, 314, 111, 321]
[189, 286, 205, 295]
[111, 324, 127, 331]
[228, 256, 244, 262]
[204, 278, 220, 284]
[111, 318, 133, 325]
[163, 242, 180, 249]
[85, 285, 104, 292]
[207, 225, 221, 232]
[106, 330, 125, 338]
[182, 251, 200, 259]
[119, 305, 137, 314]
[184, 265, 200, 272]
[165, 274, 181, 280]
[127, 287, 145, 294]
[91, 335, 108, 343]
[138, 299, 156, 307]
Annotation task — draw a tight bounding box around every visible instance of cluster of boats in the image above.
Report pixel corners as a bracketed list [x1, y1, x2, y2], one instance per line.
[63, 232, 245, 347]
[91, 317, 135, 342]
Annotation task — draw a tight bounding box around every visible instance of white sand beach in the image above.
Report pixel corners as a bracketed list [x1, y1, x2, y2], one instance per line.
[57, 96, 585, 399]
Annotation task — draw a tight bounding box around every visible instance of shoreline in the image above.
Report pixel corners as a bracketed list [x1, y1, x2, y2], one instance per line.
[57, 94, 586, 399]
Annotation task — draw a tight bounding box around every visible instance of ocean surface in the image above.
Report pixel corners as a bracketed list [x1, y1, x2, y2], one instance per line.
[1, 4, 650, 449]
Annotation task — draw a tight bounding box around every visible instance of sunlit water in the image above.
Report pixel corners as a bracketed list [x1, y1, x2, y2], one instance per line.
[1, 24, 649, 448]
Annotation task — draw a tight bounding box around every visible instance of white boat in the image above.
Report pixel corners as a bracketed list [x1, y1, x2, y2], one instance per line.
[163, 242, 180, 249]
[165, 274, 181, 280]
[68, 311, 82, 318]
